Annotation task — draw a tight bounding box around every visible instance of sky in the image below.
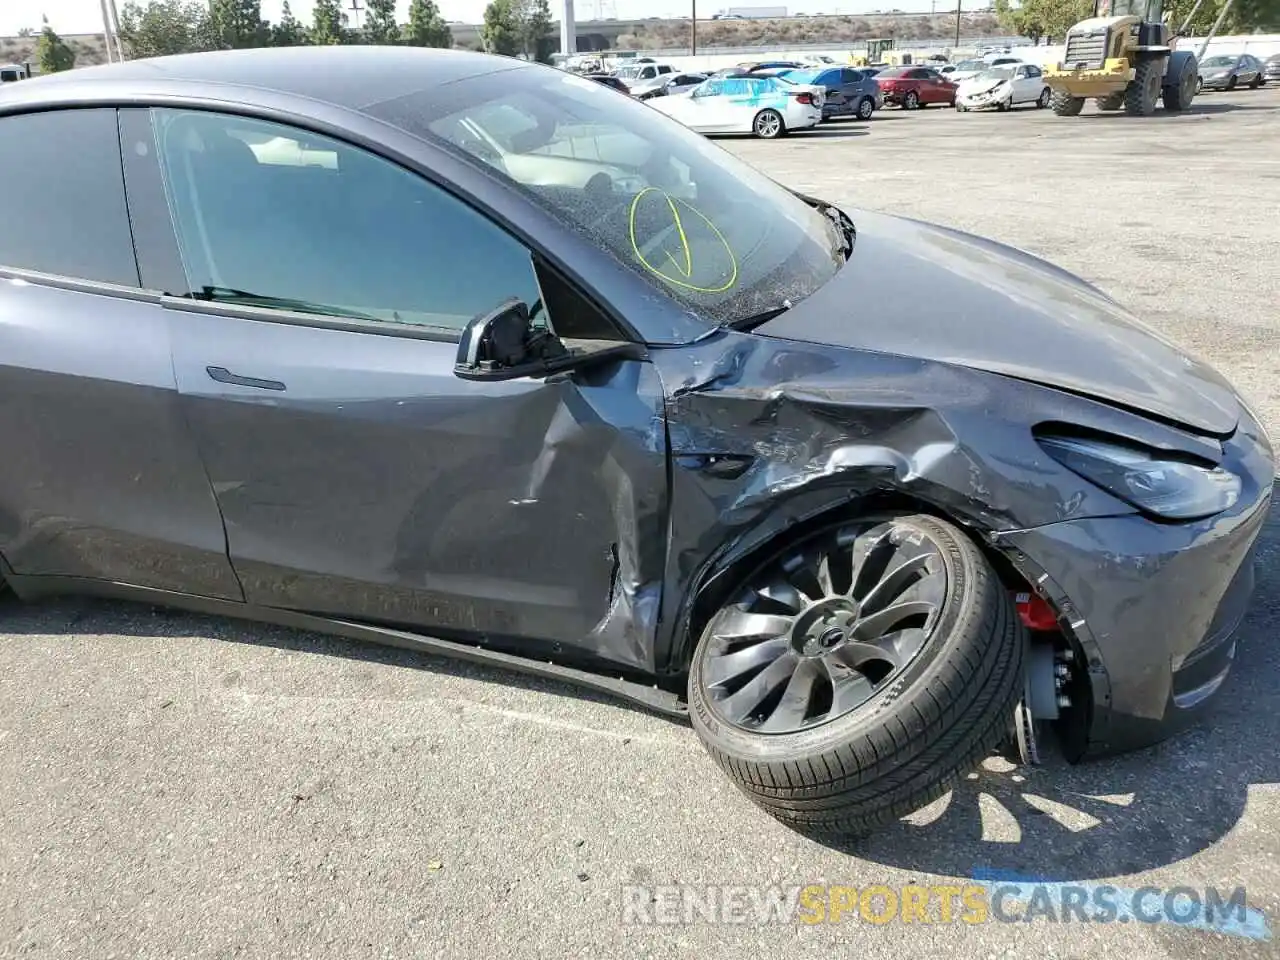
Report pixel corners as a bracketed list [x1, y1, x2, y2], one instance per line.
[2, 0, 942, 37]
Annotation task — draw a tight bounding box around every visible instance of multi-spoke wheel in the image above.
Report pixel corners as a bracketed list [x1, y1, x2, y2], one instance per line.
[688, 512, 1025, 838]
[699, 519, 946, 734]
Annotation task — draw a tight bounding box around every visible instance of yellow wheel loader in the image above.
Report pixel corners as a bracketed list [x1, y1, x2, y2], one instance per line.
[1043, 0, 1225, 116]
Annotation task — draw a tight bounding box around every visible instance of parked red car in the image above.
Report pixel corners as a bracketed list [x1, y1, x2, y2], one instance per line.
[875, 66, 958, 108]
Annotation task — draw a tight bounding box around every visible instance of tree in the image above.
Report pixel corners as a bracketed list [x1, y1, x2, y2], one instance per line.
[310, 0, 349, 45]
[271, 1, 308, 46]
[35, 18, 76, 73]
[993, 0, 1090, 43]
[209, 0, 268, 48]
[119, 0, 217, 57]
[405, 0, 453, 47]
[362, 0, 400, 43]
[521, 0, 554, 62]
[481, 0, 521, 56]
[1168, 0, 1280, 33]
[17, 26, 34, 38]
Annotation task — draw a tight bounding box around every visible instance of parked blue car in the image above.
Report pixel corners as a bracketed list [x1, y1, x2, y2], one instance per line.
[773, 66, 883, 120]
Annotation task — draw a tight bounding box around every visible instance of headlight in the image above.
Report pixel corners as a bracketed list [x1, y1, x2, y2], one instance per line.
[1039, 435, 1241, 520]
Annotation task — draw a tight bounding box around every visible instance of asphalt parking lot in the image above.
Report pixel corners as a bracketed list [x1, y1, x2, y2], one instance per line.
[3, 87, 1280, 960]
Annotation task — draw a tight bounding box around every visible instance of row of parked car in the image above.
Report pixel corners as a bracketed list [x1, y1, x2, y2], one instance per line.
[582, 47, 1280, 138]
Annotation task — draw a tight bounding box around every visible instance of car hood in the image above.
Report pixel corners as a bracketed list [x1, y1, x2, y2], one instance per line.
[755, 209, 1240, 436]
[958, 76, 1006, 94]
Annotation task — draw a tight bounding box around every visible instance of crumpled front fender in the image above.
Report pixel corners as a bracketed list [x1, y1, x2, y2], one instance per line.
[646, 329, 1201, 674]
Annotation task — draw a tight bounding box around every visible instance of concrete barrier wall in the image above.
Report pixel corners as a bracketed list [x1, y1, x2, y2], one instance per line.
[649, 33, 1280, 73]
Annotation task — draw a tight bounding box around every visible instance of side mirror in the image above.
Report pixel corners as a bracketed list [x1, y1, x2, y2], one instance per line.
[455, 298, 572, 382]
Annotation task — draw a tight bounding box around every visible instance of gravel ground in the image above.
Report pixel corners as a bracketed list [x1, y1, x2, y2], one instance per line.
[3, 87, 1280, 960]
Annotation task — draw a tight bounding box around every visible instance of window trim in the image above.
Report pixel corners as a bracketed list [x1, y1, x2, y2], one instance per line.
[128, 103, 635, 346]
[158, 293, 469, 343]
[0, 263, 161, 303]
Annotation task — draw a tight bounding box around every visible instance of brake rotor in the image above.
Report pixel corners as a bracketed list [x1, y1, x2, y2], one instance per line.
[1013, 671, 1041, 766]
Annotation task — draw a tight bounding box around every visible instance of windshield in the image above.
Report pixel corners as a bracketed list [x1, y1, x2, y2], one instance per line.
[782, 68, 822, 83]
[954, 59, 986, 71]
[975, 68, 1014, 82]
[1201, 56, 1235, 67]
[615, 65, 644, 78]
[377, 65, 844, 326]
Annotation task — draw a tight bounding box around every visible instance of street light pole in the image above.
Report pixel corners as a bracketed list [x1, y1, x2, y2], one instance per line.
[561, 0, 576, 56]
[692, 0, 698, 56]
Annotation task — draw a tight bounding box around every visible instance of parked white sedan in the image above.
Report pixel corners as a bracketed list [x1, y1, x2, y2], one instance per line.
[955, 64, 1051, 112]
[648, 75, 824, 139]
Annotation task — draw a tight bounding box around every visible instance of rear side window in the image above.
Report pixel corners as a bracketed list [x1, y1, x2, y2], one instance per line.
[0, 109, 139, 286]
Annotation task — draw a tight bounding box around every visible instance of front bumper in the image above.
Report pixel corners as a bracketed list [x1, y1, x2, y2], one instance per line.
[1199, 74, 1235, 89]
[956, 88, 1008, 110]
[1043, 57, 1134, 98]
[994, 412, 1274, 760]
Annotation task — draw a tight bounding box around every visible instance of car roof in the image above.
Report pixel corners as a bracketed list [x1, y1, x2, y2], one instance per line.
[0, 45, 531, 117]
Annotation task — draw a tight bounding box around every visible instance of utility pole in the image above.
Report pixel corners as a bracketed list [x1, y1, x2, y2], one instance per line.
[954, 0, 961, 49]
[107, 0, 125, 60]
[561, 0, 576, 56]
[99, 0, 116, 62]
[1196, 0, 1233, 59]
[347, 0, 365, 30]
[692, 0, 698, 56]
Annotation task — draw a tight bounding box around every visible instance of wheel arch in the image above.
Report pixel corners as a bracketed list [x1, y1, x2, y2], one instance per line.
[662, 484, 1111, 760]
[666, 487, 1035, 668]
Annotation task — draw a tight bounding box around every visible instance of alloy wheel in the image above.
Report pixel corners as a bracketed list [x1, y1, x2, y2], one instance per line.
[755, 111, 782, 138]
[698, 519, 949, 735]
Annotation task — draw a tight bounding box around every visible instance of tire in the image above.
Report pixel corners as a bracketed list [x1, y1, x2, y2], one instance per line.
[904, 90, 920, 109]
[857, 96, 875, 120]
[687, 512, 1025, 837]
[1250, 74, 1262, 89]
[1037, 87, 1051, 108]
[1094, 91, 1125, 111]
[1051, 91, 1085, 115]
[1197, 76, 1204, 94]
[1226, 75, 1237, 91]
[996, 96, 1011, 111]
[1163, 59, 1197, 111]
[753, 109, 786, 139]
[1124, 56, 1162, 116]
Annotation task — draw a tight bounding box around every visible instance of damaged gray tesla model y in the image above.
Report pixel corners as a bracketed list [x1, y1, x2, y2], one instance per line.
[0, 47, 1272, 836]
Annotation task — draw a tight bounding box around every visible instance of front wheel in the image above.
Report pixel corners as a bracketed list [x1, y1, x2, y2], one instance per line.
[857, 96, 875, 120]
[688, 512, 1025, 837]
[1124, 56, 1162, 115]
[753, 108, 785, 139]
[1051, 91, 1085, 115]
[1226, 75, 1238, 91]
[1037, 87, 1051, 108]
[1163, 59, 1197, 111]
[1250, 74, 1262, 89]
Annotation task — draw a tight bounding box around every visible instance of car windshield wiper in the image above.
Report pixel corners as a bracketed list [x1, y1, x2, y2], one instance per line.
[722, 304, 792, 331]
[186, 286, 383, 323]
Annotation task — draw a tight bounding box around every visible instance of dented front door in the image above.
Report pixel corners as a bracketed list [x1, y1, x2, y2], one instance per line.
[170, 311, 671, 671]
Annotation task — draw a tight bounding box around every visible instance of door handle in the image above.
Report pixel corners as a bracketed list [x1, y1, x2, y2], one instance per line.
[206, 366, 286, 392]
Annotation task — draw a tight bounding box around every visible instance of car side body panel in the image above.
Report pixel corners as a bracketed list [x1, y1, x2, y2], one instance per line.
[166, 306, 671, 673]
[0, 279, 245, 600]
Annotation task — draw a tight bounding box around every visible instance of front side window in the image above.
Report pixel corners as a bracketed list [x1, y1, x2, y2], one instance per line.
[373, 66, 844, 328]
[0, 108, 139, 286]
[150, 108, 541, 333]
